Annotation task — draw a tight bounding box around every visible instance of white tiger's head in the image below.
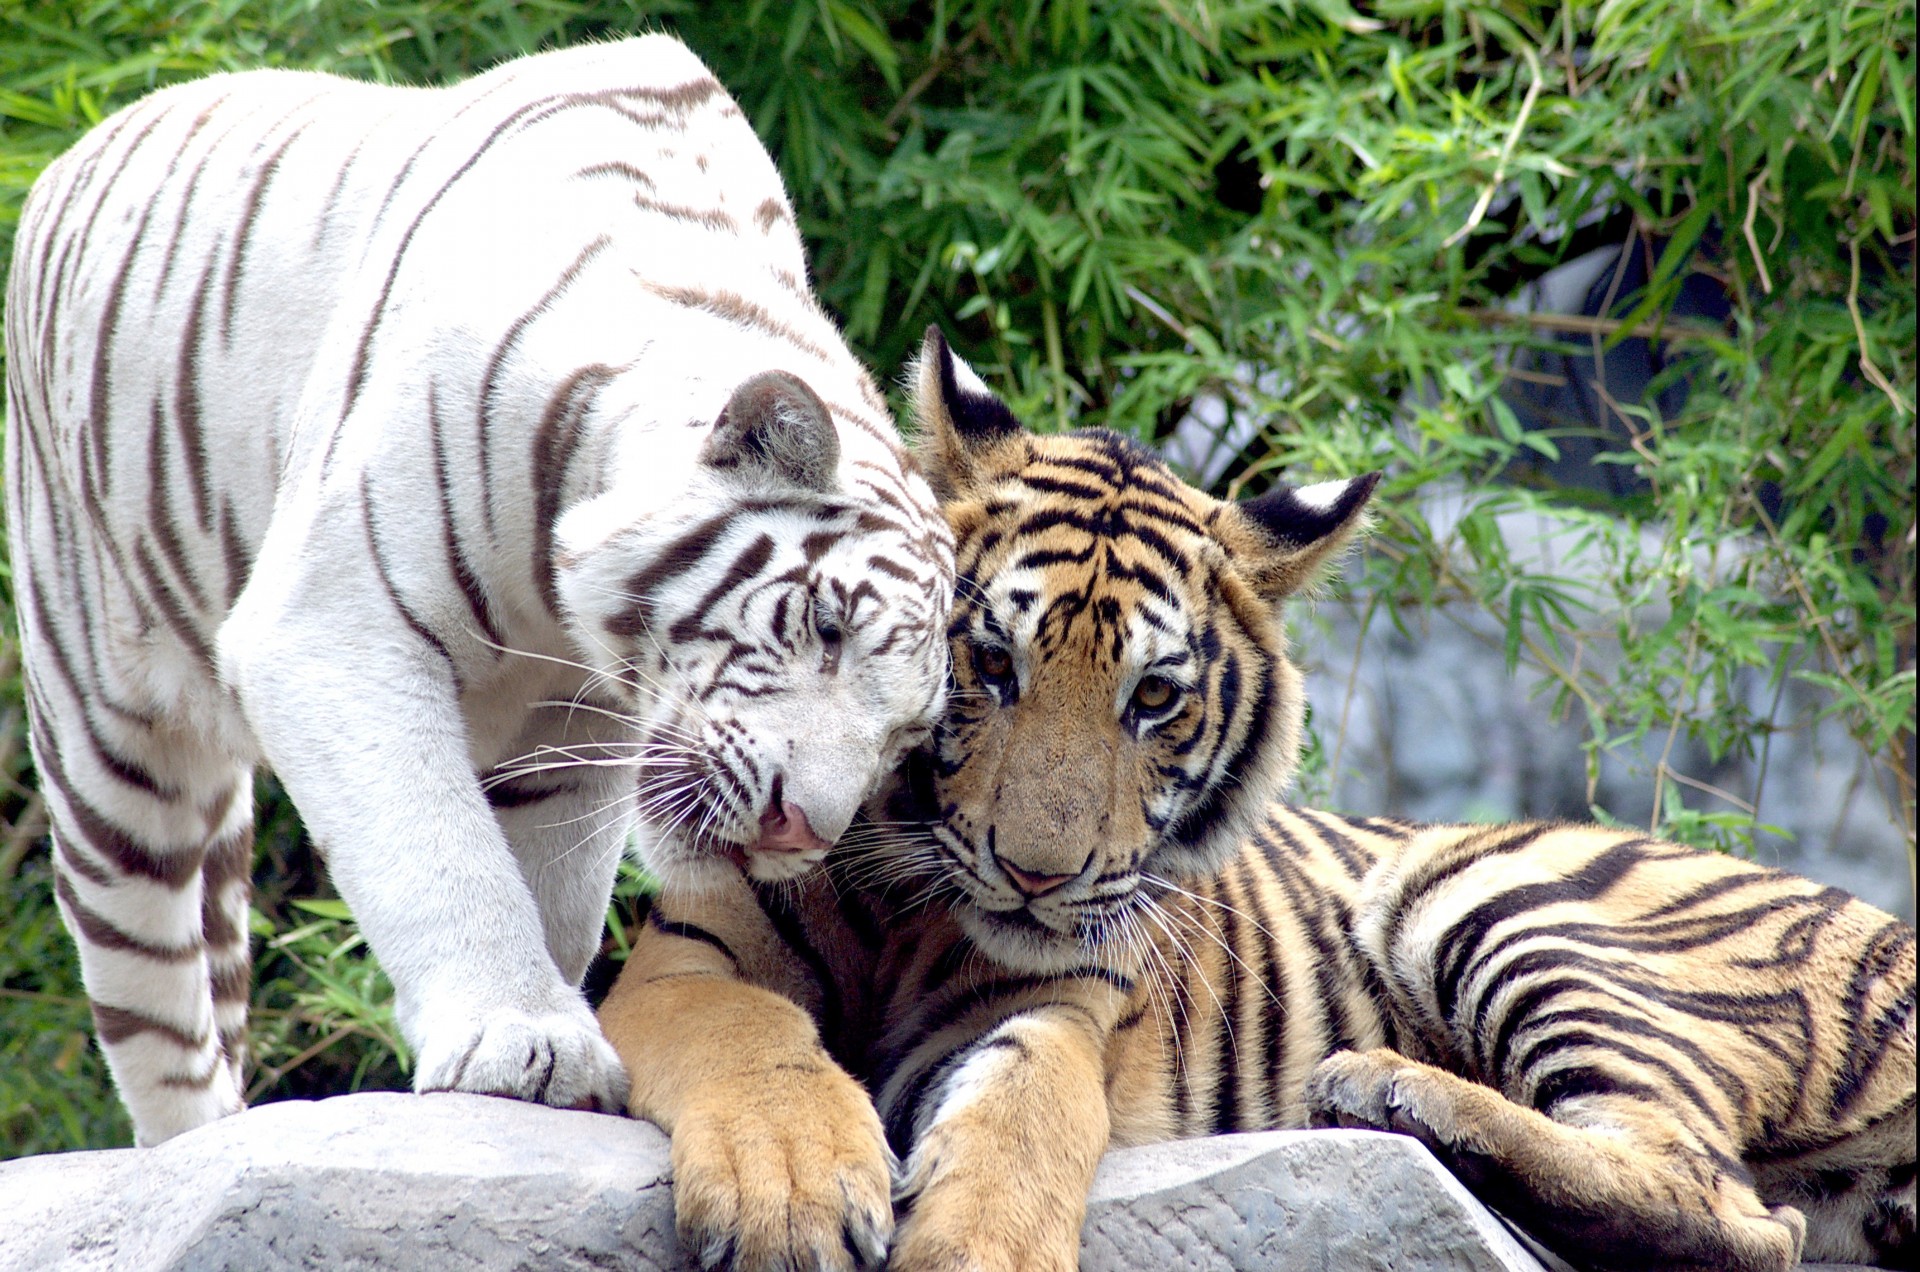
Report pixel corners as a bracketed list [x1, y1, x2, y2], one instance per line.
[555, 369, 952, 886]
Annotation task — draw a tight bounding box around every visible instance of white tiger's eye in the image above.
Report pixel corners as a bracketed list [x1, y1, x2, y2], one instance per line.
[814, 608, 844, 646]
[1132, 675, 1177, 712]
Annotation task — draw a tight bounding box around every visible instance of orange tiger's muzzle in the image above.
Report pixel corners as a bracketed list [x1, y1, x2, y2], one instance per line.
[968, 678, 1148, 897]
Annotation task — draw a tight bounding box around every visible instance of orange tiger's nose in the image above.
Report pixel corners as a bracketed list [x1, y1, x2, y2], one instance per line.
[755, 801, 830, 854]
[997, 854, 1077, 897]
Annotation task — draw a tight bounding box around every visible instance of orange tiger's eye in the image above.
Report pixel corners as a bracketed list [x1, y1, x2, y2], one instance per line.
[975, 646, 1014, 681]
[1133, 675, 1176, 711]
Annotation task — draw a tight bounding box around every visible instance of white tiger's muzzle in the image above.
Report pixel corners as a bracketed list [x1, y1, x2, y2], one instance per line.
[739, 797, 834, 882]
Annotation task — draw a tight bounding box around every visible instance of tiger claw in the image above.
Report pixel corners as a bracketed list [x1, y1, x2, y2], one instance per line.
[669, 1064, 893, 1272]
[1304, 1048, 1399, 1131]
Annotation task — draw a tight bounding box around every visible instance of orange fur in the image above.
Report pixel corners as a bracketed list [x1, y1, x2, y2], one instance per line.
[598, 873, 892, 1272]
[601, 339, 1914, 1272]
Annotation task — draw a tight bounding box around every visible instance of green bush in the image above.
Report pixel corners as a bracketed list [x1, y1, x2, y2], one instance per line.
[1, 0, 1911, 1154]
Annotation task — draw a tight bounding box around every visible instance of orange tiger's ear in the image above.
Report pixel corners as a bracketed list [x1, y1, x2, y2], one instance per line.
[703, 369, 840, 492]
[911, 326, 1023, 501]
[1226, 471, 1382, 600]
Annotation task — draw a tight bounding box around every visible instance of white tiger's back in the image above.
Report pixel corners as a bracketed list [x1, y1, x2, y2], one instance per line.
[8, 33, 851, 608]
[11, 67, 407, 537]
[6, 36, 952, 1145]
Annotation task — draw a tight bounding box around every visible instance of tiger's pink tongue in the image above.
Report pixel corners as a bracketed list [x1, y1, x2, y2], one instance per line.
[755, 801, 830, 854]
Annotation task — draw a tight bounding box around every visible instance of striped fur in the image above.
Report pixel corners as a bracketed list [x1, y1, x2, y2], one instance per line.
[5, 36, 951, 1147]
[601, 356, 1914, 1272]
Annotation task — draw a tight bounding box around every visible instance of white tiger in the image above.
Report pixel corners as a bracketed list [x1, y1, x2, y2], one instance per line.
[3, 35, 953, 1146]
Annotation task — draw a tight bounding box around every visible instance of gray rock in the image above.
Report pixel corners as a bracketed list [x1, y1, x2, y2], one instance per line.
[0, 1093, 688, 1272]
[1085, 1130, 1551, 1272]
[0, 1094, 1884, 1271]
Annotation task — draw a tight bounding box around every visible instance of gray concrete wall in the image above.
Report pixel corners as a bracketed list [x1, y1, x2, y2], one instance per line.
[1296, 582, 1912, 922]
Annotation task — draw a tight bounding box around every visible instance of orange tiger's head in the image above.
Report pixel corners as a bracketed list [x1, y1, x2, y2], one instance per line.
[884, 329, 1377, 971]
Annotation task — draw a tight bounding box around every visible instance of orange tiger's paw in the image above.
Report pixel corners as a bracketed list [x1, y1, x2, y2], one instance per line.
[1305, 1047, 1461, 1140]
[888, 1119, 1083, 1272]
[1308, 1046, 1564, 1159]
[670, 1062, 893, 1272]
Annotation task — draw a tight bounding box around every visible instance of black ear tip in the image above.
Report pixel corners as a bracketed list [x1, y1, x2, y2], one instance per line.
[920, 326, 952, 371]
[935, 344, 1022, 443]
[1239, 469, 1381, 546]
[1340, 470, 1384, 517]
[1307, 469, 1384, 520]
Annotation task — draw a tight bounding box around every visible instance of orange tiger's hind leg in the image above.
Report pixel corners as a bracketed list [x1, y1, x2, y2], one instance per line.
[1305, 1047, 1805, 1272]
[1752, 1102, 1917, 1268]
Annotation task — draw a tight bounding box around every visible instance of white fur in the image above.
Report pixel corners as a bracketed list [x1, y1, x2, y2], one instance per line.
[7, 36, 951, 1144]
[1292, 479, 1351, 512]
[895, 1027, 1024, 1191]
[926, 1038, 1015, 1130]
[947, 352, 998, 404]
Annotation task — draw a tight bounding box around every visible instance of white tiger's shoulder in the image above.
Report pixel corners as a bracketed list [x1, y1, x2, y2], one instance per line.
[460, 33, 721, 96]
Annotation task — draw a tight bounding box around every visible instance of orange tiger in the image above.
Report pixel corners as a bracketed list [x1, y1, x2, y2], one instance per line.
[601, 329, 1914, 1272]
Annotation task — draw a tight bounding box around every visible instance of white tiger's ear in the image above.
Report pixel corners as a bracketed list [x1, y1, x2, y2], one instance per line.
[911, 326, 1023, 500]
[702, 370, 840, 492]
[1228, 471, 1383, 600]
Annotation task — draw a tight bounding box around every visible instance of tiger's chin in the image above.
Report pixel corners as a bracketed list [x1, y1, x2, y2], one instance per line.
[954, 900, 1133, 976]
[640, 824, 833, 891]
[740, 843, 830, 883]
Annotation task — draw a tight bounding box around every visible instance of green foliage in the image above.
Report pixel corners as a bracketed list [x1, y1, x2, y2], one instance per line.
[2, 854, 132, 1153]
[1, 0, 1912, 1153]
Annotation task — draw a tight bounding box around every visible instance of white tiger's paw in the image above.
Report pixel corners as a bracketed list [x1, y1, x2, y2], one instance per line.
[415, 1000, 629, 1113]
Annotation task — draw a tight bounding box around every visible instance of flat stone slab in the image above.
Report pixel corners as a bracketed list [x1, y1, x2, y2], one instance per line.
[1087, 1129, 1551, 1271]
[0, 1092, 1881, 1271]
[2, 1093, 687, 1272]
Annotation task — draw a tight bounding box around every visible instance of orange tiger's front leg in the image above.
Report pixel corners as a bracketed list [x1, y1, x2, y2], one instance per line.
[598, 885, 893, 1272]
[883, 1003, 1112, 1272]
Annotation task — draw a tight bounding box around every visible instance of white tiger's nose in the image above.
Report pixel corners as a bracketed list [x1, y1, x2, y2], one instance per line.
[755, 800, 829, 854]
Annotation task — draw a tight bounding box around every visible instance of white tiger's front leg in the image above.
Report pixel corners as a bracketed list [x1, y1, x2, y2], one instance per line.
[484, 701, 640, 987]
[221, 538, 628, 1114]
